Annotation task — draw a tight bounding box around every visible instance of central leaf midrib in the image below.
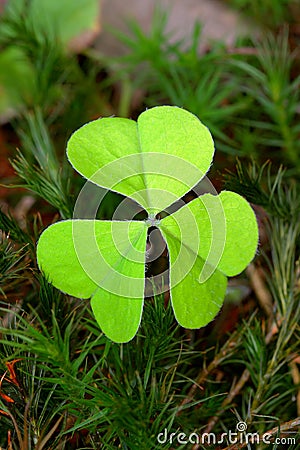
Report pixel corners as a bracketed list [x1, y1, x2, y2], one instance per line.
[137, 126, 151, 212]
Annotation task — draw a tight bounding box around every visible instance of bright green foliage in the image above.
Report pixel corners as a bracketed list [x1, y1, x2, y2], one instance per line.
[37, 220, 147, 343]
[37, 106, 258, 342]
[67, 106, 214, 213]
[160, 191, 258, 328]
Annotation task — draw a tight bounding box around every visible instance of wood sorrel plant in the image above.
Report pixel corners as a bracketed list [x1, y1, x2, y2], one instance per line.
[37, 106, 258, 342]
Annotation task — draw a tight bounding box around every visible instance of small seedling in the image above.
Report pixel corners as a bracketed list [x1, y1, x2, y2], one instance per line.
[37, 106, 258, 342]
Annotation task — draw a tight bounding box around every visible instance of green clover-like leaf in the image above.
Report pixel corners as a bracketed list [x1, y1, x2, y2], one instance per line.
[37, 106, 259, 343]
[67, 106, 214, 214]
[37, 220, 147, 342]
[160, 191, 258, 328]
